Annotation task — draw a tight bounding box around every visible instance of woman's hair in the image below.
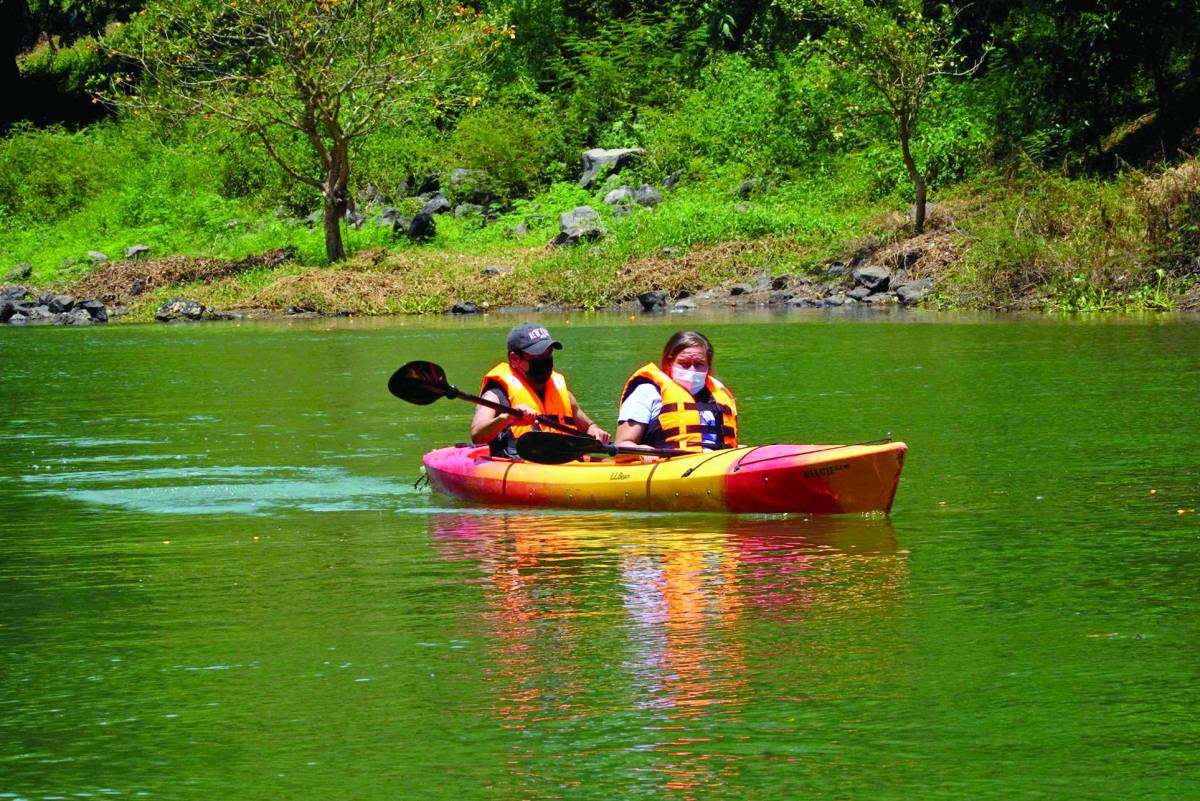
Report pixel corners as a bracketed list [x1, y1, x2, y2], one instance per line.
[661, 330, 714, 368]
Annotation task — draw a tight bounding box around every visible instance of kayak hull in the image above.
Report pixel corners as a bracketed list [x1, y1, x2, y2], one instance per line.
[422, 442, 906, 515]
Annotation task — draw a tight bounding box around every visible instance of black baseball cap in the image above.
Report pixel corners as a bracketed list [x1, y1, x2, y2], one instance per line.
[506, 322, 563, 356]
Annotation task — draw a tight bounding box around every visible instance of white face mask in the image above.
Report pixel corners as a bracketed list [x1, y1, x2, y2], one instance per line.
[671, 366, 707, 396]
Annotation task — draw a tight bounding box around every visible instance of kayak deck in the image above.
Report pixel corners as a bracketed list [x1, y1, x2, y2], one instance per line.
[422, 441, 907, 515]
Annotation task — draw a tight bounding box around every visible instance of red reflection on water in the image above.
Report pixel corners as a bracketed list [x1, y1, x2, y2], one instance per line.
[428, 512, 904, 798]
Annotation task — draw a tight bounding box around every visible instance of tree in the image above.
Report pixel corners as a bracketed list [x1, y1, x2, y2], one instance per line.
[111, 0, 501, 262]
[781, 0, 984, 233]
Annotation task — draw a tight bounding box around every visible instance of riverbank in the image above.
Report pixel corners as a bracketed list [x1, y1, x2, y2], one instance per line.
[5, 160, 1200, 323]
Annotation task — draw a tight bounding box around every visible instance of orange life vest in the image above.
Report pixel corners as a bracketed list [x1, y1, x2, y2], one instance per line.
[481, 362, 575, 440]
[619, 362, 738, 451]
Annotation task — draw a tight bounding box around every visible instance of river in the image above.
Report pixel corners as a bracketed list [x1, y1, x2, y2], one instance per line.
[1, 310, 1198, 799]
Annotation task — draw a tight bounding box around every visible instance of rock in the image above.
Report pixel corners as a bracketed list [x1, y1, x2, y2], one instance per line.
[612, 203, 634, 220]
[421, 193, 452, 215]
[638, 290, 667, 312]
[551, 206, 607, 246]
[87, 250, 109, 263]
[505, 222, 529, 239]
[47, 294, 75, 313]
[736, 178, 764, 198]
[344, 208, 364, 228]
[78, 299, 108, 323]
[768, 291, 794, 305]
[661, 247, 680, 258]
[852, 265, 891, 293]
[25, 307, 59, 324]
[304, 210, 321, 227]
[897, 277, 933, 305]
[826, 262, 847, 278]
[770, 275, 790, 291]
[579, 147, 643, 188]
[604, 187, 634, 206]
[449, 301, 480, 315]
[891, 268, 909, 288]
[407, 210, 437, 242]
[734, 202, 751, 213]
[671, 298, 697, 312]
[729, 283, 753, 296]
[358, 183, 384, 205]
[864, 292, 896, 304]
[6, 313, 27, 325]
[389, 215, 412, 234]
[5, 263, 31, 282]
[62, 308, 93, 326]
[380, 206, 403, 222]
[155, 298, 207, 322]
[129, 279, 147, 296]
[481, 265, 512, 276]
[0, 301, 15, 322]
[788, 296, 822, 308]
[454, 203, 484, 219]
[663, 173, 680, 190]
[206, 310, 244, 321]
[824, 294, 845, 307]
[125, 244, 151, 260]
[1, 285, 28, 302]
[634, 184, 662, 208]
[847, 286, 872, 300]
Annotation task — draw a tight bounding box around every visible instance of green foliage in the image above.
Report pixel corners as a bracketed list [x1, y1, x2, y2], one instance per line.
[448, 103, 565, 200]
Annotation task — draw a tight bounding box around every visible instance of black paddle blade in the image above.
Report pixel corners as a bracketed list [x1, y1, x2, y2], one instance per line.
[516, 431, 603, 464]
[388, 360, 451, 405]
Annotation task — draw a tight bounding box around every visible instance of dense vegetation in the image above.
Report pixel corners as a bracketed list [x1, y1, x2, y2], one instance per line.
[2, 0, 1198, 313]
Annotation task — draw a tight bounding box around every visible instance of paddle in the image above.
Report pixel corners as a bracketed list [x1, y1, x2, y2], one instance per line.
[387, 359, 582, 436]
[516, 431, 691, 465]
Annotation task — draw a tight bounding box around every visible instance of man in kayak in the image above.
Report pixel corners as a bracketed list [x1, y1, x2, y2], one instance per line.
[471, 322, 611, 458]
[615, 330, 738, 452]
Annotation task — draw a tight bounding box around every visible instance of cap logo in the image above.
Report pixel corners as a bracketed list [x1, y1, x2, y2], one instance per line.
[526, 327, 549, 341]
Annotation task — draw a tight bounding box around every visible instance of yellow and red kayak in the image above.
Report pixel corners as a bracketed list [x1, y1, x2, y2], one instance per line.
[422, 441, 907, 515]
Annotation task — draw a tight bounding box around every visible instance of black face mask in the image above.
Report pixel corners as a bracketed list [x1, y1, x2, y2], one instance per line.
[525, 355, 553, 385]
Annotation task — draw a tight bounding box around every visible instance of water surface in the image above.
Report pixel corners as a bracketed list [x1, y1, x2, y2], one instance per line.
[2, 310, 1198, 799]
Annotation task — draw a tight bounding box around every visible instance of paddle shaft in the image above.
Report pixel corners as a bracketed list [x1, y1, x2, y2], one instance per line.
[440, 383, 583, 437]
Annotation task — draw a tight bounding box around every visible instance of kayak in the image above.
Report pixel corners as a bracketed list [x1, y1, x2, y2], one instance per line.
[422, 441, 907, 515]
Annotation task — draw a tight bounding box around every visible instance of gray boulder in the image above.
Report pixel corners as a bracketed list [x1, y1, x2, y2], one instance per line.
[864, 292, 896, 304]
[729, 283, 753, 296]
[663, 173, 680, 190]
[897, 278, 933, 305]
[6, 313, 27, 325]
[671, 298, 697, 312]
[78, 299, 109, 323]
[1, 285, 28, 302]
[638, 290, 667, 312]
[579, 148, 643, 188]
[736, 178, 764, 198]
[155, 298, 207, 322]
[449, 168, 493, 203]
[421, 193, 452, 216]
[62, 308, 93, 326]
[826, 262, 847, 278]
[47, 294, 75, 313]
[5, 263, 31, 282]
[454, 203, 484, 219]
[551, 206, 607, 246]
[407, 210, 436, 242]
[847, 286, 872, 300]
[505, 222, 530, 239]
[634, 184, 662, 208]
[852, 265, 891, 293]
[449, 301, 480, 315]
[125, 244, 151, 260]
[604, 187, 634, 206]
[824, 294, 845, 307]
[87, 250, 109, 264]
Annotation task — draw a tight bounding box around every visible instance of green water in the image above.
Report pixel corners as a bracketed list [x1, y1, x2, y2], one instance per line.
[1, 311, 1198, 800]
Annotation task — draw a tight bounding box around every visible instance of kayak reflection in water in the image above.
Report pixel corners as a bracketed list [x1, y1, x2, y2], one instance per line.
[616, 330, 738, 454]
[470, 322, 611, 459]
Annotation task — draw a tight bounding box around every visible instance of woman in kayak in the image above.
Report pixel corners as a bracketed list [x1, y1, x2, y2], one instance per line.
[615, 330, 738, 452]
[471, 322, 611, 458]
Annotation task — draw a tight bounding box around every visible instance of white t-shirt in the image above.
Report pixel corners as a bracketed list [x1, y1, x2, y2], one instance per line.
[618, 383, 719, 448]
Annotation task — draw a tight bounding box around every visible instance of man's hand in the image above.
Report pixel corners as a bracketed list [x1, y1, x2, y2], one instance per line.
[586, 423, 611, 444]
[504, 406, 538, 427]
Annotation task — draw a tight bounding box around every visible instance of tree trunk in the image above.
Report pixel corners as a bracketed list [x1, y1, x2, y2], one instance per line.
[322, 153, 350, 264]
[899, 121, 927, 235]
